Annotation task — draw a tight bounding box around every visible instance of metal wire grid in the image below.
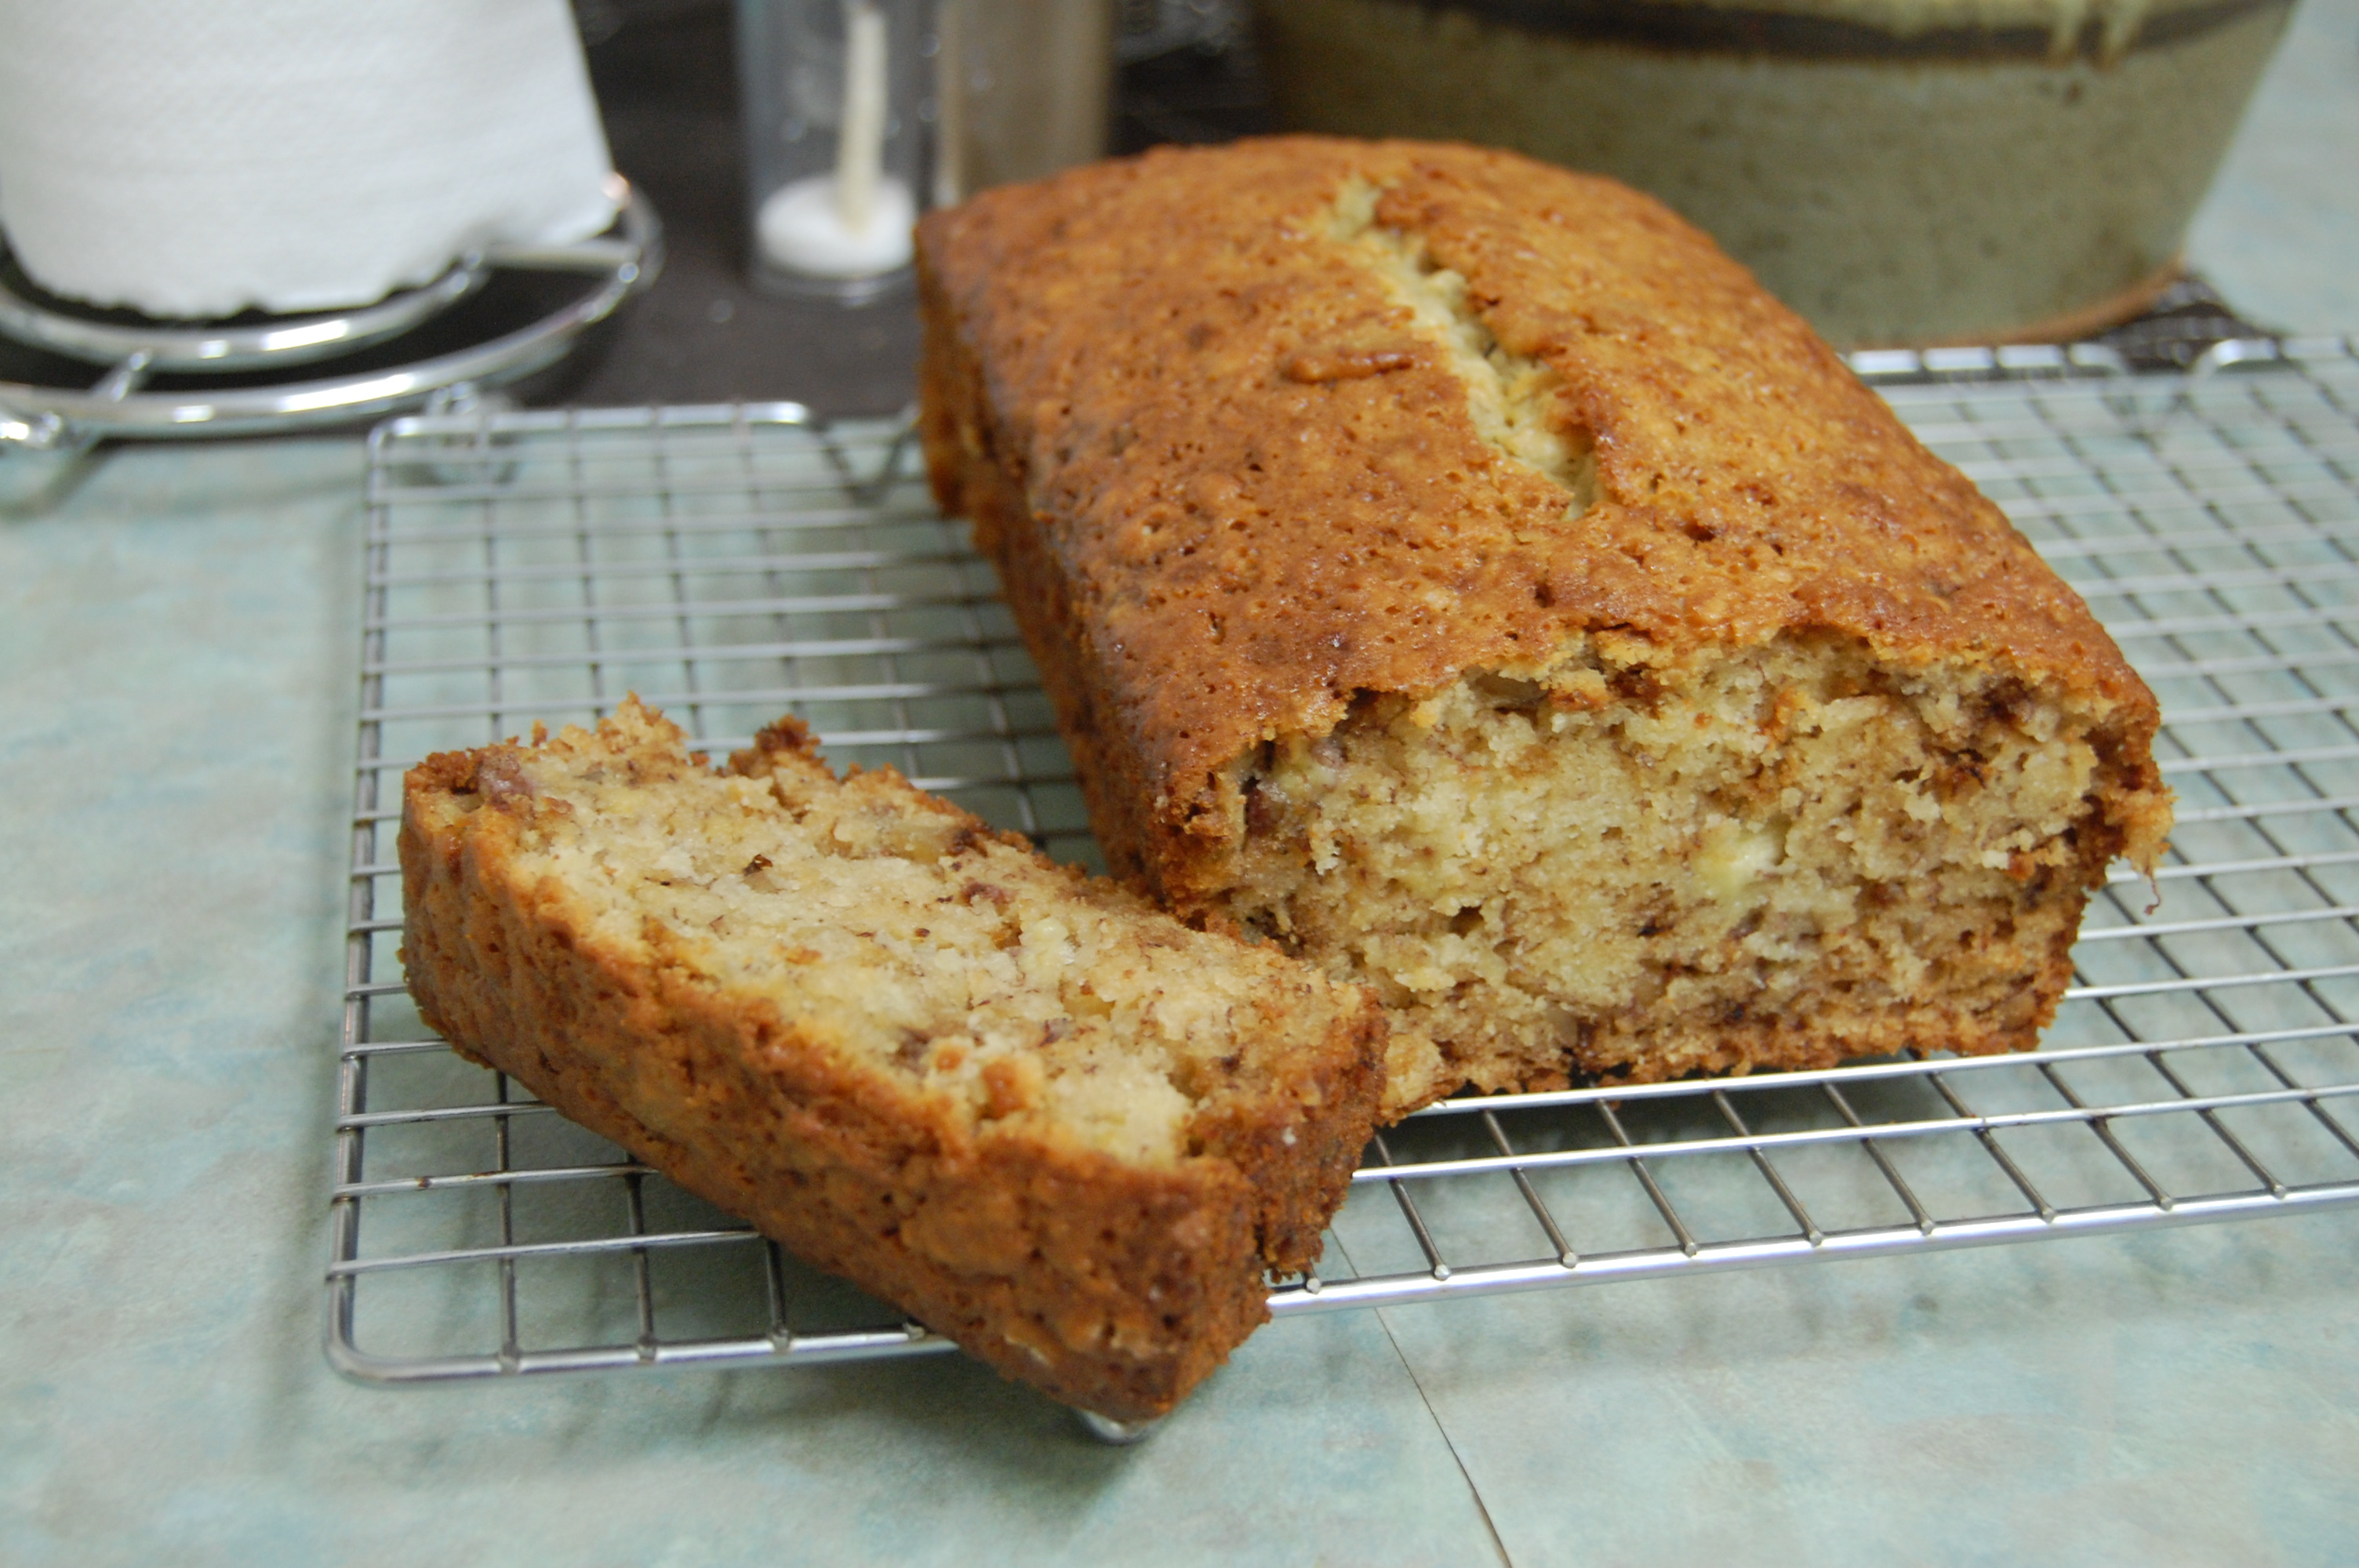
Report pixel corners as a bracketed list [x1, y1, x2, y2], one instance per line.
[331, 345, 2359, 1389]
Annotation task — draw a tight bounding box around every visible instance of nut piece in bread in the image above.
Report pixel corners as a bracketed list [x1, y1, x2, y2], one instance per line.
[398, 698, 1386, 1419]
[916, 136, 2172, 1114]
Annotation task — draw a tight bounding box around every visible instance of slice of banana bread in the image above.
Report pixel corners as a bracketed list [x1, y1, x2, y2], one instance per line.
[398, 698, 1385, 1420]
[917, 136, 2173, 1115]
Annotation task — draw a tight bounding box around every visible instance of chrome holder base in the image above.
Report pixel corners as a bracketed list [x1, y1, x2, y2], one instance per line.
[0, 176, 660, 454]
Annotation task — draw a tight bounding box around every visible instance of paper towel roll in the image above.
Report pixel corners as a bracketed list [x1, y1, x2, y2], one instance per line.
[0, 0, 618, 320]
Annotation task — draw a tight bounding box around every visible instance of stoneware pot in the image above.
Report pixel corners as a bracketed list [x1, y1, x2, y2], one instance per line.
[1258, 0, 2292, 347]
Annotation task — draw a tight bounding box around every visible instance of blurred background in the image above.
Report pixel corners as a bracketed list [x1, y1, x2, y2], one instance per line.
[558, 0, 2359, 414]
[1, 0, 2353, 435]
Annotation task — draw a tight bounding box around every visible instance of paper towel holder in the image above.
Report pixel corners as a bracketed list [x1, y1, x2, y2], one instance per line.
[0, 175, 661, 455]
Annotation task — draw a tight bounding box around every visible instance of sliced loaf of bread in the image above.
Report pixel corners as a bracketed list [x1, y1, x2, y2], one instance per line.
[398, 698, 1386, 1419]
[918, 138, 2172, 1112]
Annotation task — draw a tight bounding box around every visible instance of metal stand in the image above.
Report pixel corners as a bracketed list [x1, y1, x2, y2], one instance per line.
[330, 354, 2359, 1424]
[0, 176, 661, 455]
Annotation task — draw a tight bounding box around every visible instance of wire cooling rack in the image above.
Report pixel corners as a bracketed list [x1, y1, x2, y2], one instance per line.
[330, 340, 2359, 1396]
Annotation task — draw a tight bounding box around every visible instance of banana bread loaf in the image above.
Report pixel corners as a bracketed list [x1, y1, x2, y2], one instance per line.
[398, 698, 1386, 1419]
[916, 136, 2172, 1115]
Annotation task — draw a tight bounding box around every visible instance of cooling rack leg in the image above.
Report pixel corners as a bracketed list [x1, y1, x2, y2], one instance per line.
[1074, 1410, 1162, 1446]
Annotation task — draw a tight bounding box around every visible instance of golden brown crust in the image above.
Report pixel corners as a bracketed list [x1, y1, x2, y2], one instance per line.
[915, 136, 2165, 909]
[920, 278, 1173, 889]
[398, 717, 1384, 1418]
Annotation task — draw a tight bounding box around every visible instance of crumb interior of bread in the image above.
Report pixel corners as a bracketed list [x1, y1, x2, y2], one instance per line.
[1229, 633, 2128, 1108]
[1329, 176, 1599, 510]
[482, 715, 1330, 1166]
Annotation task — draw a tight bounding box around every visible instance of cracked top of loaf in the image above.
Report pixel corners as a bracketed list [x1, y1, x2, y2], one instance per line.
[916, 136, 2159, 889]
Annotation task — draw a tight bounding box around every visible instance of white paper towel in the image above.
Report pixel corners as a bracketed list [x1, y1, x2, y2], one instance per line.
[0, 0, 618, 320]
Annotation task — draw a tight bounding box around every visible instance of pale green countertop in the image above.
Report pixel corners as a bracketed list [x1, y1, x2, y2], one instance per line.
[5, 6, 2359, 1562]
[2186, 0, 2359, 335]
